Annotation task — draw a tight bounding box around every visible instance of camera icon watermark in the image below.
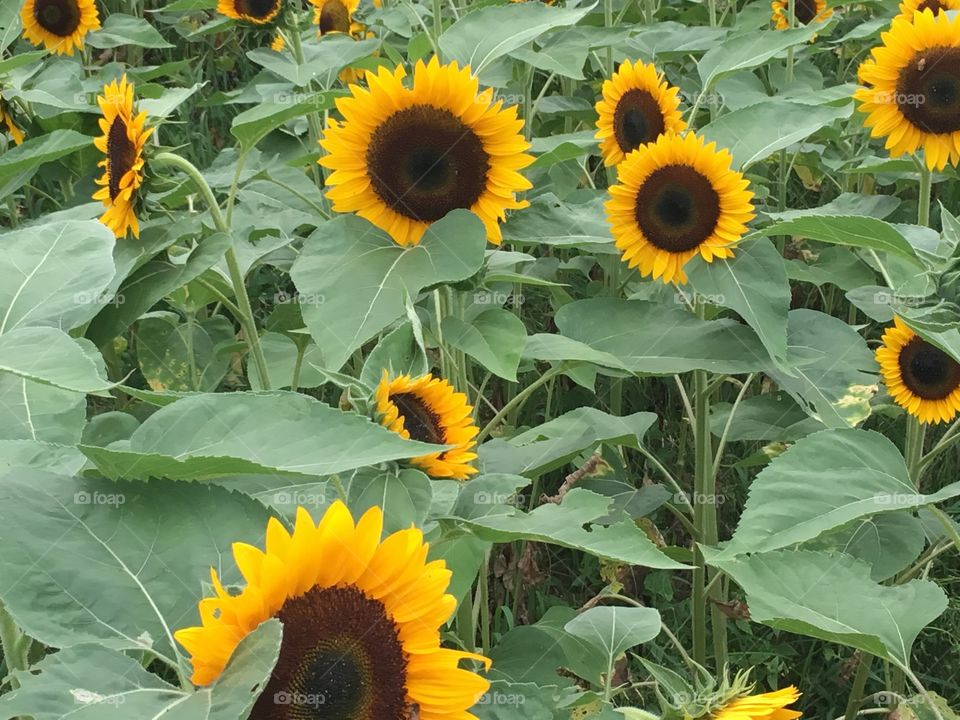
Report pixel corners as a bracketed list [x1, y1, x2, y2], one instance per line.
[272, 91, 327, 108]
[674, 291, 725, 306]
[474, 491, 527, 507]
[273, 491, 328, 507]
[72, 689, 125, 706]
[474, 291, 524, 307]
[74, 491, 126, 507]
[674, 491, 725, 506]
[872, 290, 923, 307]
[74, 291, 125, 307]
[274, 291, 326, 306]
[476, 691, 526, 706]
[275, 691, 326, 708]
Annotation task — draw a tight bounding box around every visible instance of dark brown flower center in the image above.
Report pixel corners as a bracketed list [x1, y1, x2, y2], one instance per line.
[319, 0, 351, 34]
[898, 337, 960, 400]
[918, 0, 947, 13]
[613, 88, 666, 154]
[33, 0, 81, 37]
[366, 105, 490, 223]
[236, 0, 279, 19]
[897, 46, 960, 134]
[792, 0, 819, 24]
[392, 392, 445, 445]
[634, 165, 721, 253]
[249, 586, 410, 720]
[107, 116, 136, 202]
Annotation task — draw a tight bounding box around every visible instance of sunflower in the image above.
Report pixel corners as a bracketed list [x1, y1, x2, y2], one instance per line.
[176, 502, 490, 719]
[896, 0, 960, 21]
[876, 316, 960, 424]
[1, 98, 24, 146]
[20, 0, 100, 56]
[320, 57, 534, 247]
[270, 30, 285, 51]
[595, 59, 686, 167]
[338, 25, 377, 85]
[92, 76, 153, 240]
[770, 0, 832, 30]
[711, 687, 802, 720]
[376, 371, 479, 479]
[217, 0, 281, 24]
[854, 10, 960, 171]
[312, 0, 360, 34]
[605, 132, 755, 285]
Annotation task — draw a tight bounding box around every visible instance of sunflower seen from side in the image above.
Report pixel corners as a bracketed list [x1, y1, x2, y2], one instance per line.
[771, 0, 832, 30]
[311, 0, 359, 34]
[855, 10, 960, 171]
[20, 0, 100, 56]
[896, 0, 960, 21]
[321, 57, 534, 247]
[606, 132, 755, 285]
[176, 502, 491, 719]
[217, 0, 281, 24]
[376, 371, 479, 480]
[1, 98, 24, 146]
[595, 59, 686, 167]
[93, 75, 153, 240]
[876, 317, 960, 424]
[711, 686, 802, 720]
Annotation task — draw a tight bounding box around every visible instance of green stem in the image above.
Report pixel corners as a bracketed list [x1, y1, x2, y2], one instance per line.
[476, 365, 571, 444]
[432, 0, 444, 58]
[152, 152, 272, 391]
[456, 584, 476, 653]
[843, 654, 873, 720]
[604, 0, 614, 75]
[905, 415, 926, 489]
[692, 368, 710, 667]
[0, 603, 28, 688]
[478, 550, 491, 657]
[918, 164, 932, 227]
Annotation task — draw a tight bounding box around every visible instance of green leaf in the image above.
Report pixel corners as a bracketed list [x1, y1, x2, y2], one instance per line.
[0, 50, 46, 74]
[700, 99, 850, 169]
[360, 321, 429, 389]
[685, 238, 791, 364]
[555, 298, 768, 375]
[0, 472, 273, 666]
[439, 1, 598, 76]
[0, 220, 116, 334]
[771, 310, 878, 428]
[81, 391, 443, 481]
[87, 13, 174, 48]
[136, 315, 234, 392]
[0, 129, 91, 200]
[0, 1, 22, 52]
[442, 308, 527, 381]
[698, 23, 823, 89]
[809, 512, 926, 582]
[705, 549, 948, 669]
[759, 216, 922, 265]
[247, 35, 379, 87]
[0, 327, 112, 393]
[565, 607, 661, 686]
[250, 332, 327, 391]
[0, 439, 86, 475]
[709, 393, 825, 442]
[231, 91, 338, 151]
[501, 193, 615, 253]
[479, 408, 656, 478]
[454, 488, 688, 569]
[0, 376, 86, 444]
[291, 212, 487, 371]
[345, 467, 433, 534]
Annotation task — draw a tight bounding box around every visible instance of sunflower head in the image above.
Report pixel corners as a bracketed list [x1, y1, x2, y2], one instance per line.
[20, 0, 100, 56]
[896, 0, 960, 22]
[876, 316, 960, 424]
[175, 502, 490, 719]
[605, 132, 755, 285]
[376, 371, 479, 479]
[92, 75, 154, 240]
[320, 57, 534, 247]
[854, 9, 960, 171]
[312, 0, 360, 34]
[710, 686, 802, 720]
[217, 0, 282, 24]
[595, 59, 687, 167]
[1, 98, 24, 146]
[770, 0, 833, 30]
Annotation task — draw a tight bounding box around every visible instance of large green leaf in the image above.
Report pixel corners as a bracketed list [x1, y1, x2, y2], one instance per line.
[442, 308, 527, 381]
[0, 376, 86, 444]
[759, 216, 922, 265]
[479, 408, 656, 478]
[291, 212, 487, 371]
[81, 391, 442, 481]
[564, 607, 661, 686]
[770, 310, 877, 428]
[136, 315, 234, 392]
[439, 1, 598, 76]
[453, 488, 687, 569]
[0, 472, 273, 669]
[87, 13, 174, 48]
[700, 99, 850, 170]
[685, 238, 791, 364]
[0, 130, 91, 200]
[0, 439, 86, 475]
[809, 512, 926, 582]
[247, 34, 379, 87]
[706, 549, 948, 669]
[698, 23, 823, 89]
[231, 91, 338, 151]
[554, 298, 768, 375]
[501, 193, 614, 253]
[0, 220, 116, 334]
[0, 327, 112, 393]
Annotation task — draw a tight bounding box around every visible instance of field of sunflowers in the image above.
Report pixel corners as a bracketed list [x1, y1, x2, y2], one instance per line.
[1, 0, 960, 717]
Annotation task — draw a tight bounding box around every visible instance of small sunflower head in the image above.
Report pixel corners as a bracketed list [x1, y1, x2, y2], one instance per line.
[595, 59, 687, 167]
[876, 316, 960, 424]
[854, 9, 960, 171]
[1, 97, 25, 146]
[605, 132, 755, 285]
[313, 0, 360, 34]
[375, 371, 479, 479]
[896, 0, 960, 22]
[770, 0, 833, 30]
[217, 0, 282, 24]
[20, 0, 101, 56]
